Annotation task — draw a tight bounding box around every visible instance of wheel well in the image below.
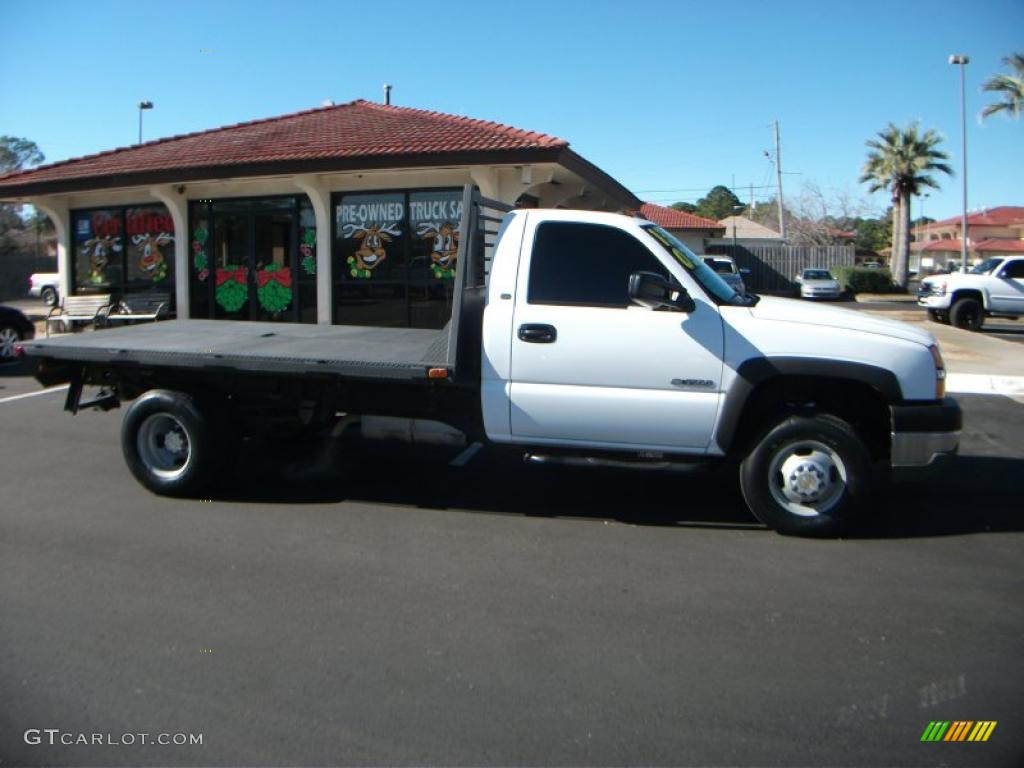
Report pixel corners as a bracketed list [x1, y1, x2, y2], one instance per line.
[950, 289, 984, 308]
[730, 375, 891, 460]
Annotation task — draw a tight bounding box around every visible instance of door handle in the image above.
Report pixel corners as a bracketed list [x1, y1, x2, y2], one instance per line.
[518, 323, 557, 343]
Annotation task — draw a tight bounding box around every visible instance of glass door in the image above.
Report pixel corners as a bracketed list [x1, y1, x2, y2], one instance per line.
[213, 213, 251, 320]
[210, 209, 298, 321]
[253, 213, 295, 321]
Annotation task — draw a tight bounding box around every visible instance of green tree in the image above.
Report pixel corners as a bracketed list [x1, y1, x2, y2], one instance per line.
[695, 185, 744, 221]
[853, 217, 891, 253]
[0, 136, 46, 250]
[0, 136, 44, 175]
[981, 53, 1024, 121]
[859, 123, 952, 288]
[670, 201, 697, 213]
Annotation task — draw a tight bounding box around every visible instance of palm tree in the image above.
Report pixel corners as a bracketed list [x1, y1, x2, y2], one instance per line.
[859, 124, 952, 289]
[981, 53, 1024, 121]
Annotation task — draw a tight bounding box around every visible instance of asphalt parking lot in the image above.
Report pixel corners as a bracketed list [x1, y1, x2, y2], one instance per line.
[1, 303, 1022, 767]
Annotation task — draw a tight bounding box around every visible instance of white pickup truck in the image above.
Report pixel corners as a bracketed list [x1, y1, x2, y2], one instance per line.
[21, 187, 960, 536]
[918, 256, 1024, 329]
[28, 272, 60, 306]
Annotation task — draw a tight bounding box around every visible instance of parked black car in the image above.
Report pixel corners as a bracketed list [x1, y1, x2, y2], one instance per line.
[0, 305, 36, 362]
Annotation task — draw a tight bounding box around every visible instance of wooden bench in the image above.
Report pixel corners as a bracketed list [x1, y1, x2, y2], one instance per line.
[104, 292, 172, 325]
[46, 294, 114, 336]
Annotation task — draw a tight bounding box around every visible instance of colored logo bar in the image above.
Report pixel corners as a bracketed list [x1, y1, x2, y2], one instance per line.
[921, 721, 997, 742]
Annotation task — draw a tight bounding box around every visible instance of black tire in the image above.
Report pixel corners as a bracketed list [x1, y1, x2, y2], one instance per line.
[949, 297, 983, 331]
[739, 414, 871, 537]
[41, 286, 58, 307]
[927, 309, 950, 324]
[121, 389, 225, 496]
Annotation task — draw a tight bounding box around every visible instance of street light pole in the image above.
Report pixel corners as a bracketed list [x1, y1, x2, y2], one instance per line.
[137, 100, 153, 145]
[948, 55, 969, 274]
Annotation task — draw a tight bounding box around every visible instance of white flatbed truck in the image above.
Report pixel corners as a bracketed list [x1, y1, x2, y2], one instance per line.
[22, 187, 960, 536]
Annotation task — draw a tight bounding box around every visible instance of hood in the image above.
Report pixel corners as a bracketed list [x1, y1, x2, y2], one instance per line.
[749, 295, 934, 345]
[802, 278, 839, 287]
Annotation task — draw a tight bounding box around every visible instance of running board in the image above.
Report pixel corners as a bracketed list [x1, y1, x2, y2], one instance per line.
[523, 452, 707, 473]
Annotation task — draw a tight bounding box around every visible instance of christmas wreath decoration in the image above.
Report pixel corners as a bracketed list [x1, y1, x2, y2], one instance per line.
[215, 265, 248, 312]
[256, 264, 292, 313]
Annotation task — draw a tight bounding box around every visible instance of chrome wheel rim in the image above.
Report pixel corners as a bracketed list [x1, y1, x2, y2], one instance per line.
[767, 439, 847, 517]
[0, 327, 19, 360]
[137, 413, 193, 480]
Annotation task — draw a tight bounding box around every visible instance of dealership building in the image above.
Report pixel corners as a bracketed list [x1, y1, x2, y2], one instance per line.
[0, 100, 639, 328]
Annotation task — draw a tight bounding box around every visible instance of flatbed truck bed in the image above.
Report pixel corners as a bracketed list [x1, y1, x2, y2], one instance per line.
[21, 319, 453, 381]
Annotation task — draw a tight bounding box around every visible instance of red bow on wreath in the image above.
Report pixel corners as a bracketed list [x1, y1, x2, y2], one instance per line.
[215, 267, 248, 286]
[257, 267, 292, 288]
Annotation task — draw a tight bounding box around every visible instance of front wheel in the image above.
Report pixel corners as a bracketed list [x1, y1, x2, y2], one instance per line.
[739, 415, 871, 536]
[121, 390, 225, 496]
[41, 286, 58, 307]
[927, 309, 950, 324]
[950, 297, 983, 331]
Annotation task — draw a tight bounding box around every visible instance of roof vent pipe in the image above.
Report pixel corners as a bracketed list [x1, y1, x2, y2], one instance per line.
[383, 84, 392, 105]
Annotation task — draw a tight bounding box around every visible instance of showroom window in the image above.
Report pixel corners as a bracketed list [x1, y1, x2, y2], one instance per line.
[332, 188, 464, 328]
[71, 205, 175, 298]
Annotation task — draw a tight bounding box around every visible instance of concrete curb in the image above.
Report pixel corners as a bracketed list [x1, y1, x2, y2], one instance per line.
[854, 293, 917, 303]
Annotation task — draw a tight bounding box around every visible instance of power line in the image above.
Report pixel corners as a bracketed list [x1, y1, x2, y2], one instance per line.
[634, 183, 777, 194]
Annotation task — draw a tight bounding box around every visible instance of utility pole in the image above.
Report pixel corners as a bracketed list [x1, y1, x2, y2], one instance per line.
[773, 120, 786, 239]
[749, 183, 754, 211]
[948, 55, 969, 273]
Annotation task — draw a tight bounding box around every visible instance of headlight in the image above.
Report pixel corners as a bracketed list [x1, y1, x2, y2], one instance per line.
[931, 281, 946, 296]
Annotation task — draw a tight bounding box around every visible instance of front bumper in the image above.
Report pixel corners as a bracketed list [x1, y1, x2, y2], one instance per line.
[802, 289, 841, 299]
[917, 289, 951, 310]
[890, 397, 962, 467]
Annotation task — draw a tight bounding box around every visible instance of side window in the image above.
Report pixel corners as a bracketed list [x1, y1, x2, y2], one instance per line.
[528, 222, 667, 307]
[1001, 260, 1024, 279]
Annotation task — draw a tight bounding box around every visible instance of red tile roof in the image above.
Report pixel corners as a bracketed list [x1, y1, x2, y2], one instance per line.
[920, 237, 1024, 253]
[638, 203, 723, 231]
[976, 238, 1024, 253]
[925, 206, 1024, 229]
[0, 99, 588, 197]
[921, 239, 965, 252]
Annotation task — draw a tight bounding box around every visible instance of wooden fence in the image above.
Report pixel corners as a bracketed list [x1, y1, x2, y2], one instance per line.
[705, 244, 856, 293]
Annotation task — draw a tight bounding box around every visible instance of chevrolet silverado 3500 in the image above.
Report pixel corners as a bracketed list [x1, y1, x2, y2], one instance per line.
[22, 187, 960, 536]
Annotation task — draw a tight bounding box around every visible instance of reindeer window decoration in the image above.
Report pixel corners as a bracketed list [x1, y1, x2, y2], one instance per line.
[341, 222, 402, 279]
[132, 232, 173, 282]
[82, 235, 123, 285]
[415, 221, 461, 279]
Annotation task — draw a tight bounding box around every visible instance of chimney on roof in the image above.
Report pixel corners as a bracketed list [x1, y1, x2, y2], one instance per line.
[383, 84, 392, 105]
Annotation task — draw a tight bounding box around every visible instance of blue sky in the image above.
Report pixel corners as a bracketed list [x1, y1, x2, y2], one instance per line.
[1, 0, 1021, 223]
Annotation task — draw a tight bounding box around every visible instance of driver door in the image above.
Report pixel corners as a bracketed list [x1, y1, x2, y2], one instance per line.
[509, 218, 724, 451]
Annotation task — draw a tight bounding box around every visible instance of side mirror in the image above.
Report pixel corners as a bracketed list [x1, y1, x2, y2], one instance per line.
[794, 274, 802, 283]
[628, 271, 696, 313]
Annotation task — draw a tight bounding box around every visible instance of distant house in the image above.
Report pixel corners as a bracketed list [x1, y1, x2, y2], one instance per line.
[709, 215, 784, 248]
[637, 203, 724, 253]
[912, 206, 1024, 272]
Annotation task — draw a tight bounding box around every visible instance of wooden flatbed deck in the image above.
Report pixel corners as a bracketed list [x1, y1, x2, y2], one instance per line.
[22, 319, 452, 380]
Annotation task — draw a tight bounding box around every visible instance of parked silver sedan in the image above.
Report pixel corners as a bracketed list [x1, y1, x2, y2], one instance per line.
[796, 268, 842, 300]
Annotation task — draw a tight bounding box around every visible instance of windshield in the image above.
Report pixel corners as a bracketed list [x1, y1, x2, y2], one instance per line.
[644, 225, 755, 306]
[803, 269, 833, 280]
[703, 257, 737, 274]
[970, 257, 1004, 274]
